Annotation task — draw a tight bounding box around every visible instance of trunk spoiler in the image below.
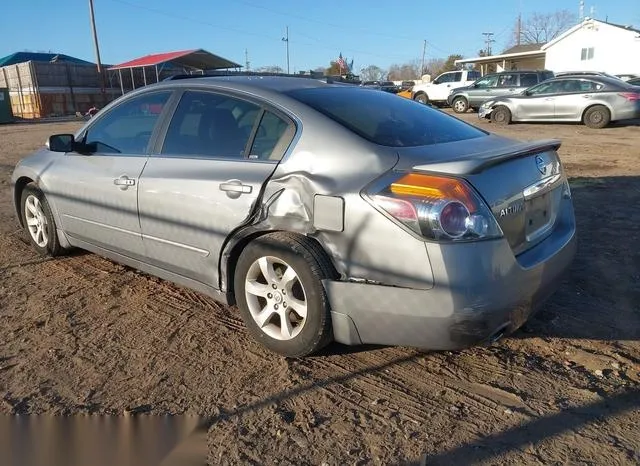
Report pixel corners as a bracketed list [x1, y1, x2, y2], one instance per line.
[409, 139, 562, 175]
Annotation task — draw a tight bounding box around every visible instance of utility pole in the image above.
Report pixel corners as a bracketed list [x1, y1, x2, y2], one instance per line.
[482, 32, 495, 55]
[88, 0, 106, 104]
[245, 49, 250, 71]
[282, 26, 290, 74]
[516, 14, 522, 45]
[420, 40, 427, 77]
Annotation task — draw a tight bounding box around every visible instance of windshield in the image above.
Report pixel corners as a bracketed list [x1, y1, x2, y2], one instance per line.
[287, 86, 487, 147]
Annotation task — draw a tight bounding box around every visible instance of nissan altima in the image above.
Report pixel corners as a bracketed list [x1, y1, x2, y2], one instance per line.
[11, 76, 576, 356]
[479, 75, 640, 128]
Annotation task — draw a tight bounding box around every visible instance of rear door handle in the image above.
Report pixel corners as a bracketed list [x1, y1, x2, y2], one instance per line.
[114, 175, 135, 190]
[219, 180, 252, 198]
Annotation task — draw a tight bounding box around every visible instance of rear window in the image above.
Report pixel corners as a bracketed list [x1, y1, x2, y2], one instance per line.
[286, 87, 486, 147]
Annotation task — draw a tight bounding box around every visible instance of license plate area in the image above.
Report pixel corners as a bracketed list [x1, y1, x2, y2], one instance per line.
[525, 188, 559, 243]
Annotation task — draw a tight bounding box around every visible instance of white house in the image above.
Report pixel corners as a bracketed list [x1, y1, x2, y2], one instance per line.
[543, 18, 640, 75]
[455, 18, 640, 76]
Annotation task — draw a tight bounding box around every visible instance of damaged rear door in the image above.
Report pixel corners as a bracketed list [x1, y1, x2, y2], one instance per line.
[138, 89, 296, 288]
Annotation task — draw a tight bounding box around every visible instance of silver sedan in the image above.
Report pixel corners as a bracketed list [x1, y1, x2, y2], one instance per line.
[11, 76, 576, 356]
[479, 76, 640, 128]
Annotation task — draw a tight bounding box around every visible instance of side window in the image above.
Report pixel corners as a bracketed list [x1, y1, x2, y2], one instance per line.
[84, 91, 171, 155]
[558, 80, 583, 93]
[161, 91, 260, 159]
[519, 73, 539, 88]
[475, 75, 498, 88]
[248, 111, 295, 161]
[434, 73, 452, 84]
[528, 81, 565, 95]
[453, 72, 463, 82]
[468, 71, 481, 80]
[497, 74, 518, 87]
[577, 80, 602, 92]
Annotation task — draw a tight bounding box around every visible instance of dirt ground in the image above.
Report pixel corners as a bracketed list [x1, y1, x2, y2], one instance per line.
[0, 114, 639, 465]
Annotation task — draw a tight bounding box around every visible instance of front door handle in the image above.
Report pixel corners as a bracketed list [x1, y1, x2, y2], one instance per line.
[114, 175, 135, 190]
[219, 180, 252, 199]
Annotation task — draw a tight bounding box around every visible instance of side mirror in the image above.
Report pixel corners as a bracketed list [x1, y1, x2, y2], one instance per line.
[47, 134, 75, 152]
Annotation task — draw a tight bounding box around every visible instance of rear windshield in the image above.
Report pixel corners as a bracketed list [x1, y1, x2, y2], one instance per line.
[286, 87, 486, 147]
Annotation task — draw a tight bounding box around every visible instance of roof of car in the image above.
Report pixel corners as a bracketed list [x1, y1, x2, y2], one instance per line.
[548, 75, 631, 89]
[160, 75, 347, 93]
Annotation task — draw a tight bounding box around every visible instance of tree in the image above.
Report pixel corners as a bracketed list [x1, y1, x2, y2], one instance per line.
[423, 58, 445, 77]
[436, 54, 463, 75]
[510, 10, 575, 46]
[255, 65, 284, 73]
[359, 65, 386, 81]
[387, 60, 421, 80]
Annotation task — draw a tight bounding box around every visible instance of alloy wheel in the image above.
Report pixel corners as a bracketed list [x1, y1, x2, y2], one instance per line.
[24, 195, 49, 248]
[244, 256, 308, 341]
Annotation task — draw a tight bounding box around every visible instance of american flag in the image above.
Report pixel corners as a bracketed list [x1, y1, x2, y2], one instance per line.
[337, 53, 347, 71]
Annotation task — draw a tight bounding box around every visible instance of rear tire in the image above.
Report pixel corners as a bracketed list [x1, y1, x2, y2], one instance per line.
[20, 183, 66, 257]
[491, 106, 512, 125]
[234, 233, 336, 357]
[583, 105, 610, 129]
[413, 93, 429, 105]
[452, 96, 469, 113]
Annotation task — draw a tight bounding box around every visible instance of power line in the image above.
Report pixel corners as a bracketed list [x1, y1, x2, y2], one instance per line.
[108, 0, 454, 66]
[482, 32, 495, 55]
[233, 0, 453, 55]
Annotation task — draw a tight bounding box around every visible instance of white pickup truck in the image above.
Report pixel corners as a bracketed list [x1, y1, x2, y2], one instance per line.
[411, 70, 481, 106]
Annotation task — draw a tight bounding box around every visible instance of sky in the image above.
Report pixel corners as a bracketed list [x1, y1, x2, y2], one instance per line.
[1, 0, 638, 73]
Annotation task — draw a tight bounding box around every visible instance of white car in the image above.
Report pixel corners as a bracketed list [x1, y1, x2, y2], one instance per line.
[411, 70, 481, 106]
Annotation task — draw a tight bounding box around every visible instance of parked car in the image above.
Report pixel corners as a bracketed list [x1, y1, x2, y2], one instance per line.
[447, 70, 555, 113]
[11, 76, 576, 357]
[411, 70, 481, 105]
[555, 70, 621, 80]
[616, 74, 639, 82]
[360, 80, 399, 93]
[479, 75, 640, 128]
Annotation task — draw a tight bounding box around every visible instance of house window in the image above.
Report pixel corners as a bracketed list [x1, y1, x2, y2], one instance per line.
[580, 47, 595, 60]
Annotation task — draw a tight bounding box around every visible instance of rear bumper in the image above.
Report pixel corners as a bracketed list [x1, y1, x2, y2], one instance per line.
[612, 103, 640, 122]
[325, 207, 576, 350]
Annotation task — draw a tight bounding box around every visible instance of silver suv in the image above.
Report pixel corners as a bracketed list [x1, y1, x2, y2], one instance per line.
[447, 70, 555, 113]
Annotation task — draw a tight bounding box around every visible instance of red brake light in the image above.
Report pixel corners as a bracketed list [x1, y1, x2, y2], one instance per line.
[619, 92, 640, 101]
[366, 173, 503, 242]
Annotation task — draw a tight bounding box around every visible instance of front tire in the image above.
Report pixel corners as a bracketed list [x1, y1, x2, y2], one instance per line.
[491, 105, 512, 125]
[452, 96, 469, 113]
[413, 92, 429, 105]
[583, 105, 611, 129]
[234, 233, 336, 357]
[20, 183, 65, 257]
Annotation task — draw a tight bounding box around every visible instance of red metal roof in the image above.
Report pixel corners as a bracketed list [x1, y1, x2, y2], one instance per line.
[108, 49, 241, 71]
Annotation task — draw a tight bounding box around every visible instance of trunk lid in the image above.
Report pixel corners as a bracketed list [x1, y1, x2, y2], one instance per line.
[394, 135, 566, 255]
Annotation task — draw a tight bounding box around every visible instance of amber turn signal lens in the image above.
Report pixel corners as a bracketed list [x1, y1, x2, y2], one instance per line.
[390, 173, 477, 212]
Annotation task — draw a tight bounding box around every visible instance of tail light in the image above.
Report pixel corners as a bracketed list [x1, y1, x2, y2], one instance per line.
[619, 92, 640, 101]
[364, 172, 503, 242]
